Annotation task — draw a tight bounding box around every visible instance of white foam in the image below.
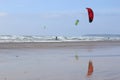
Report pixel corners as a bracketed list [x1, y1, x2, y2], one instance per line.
[0, 35, 119, 42]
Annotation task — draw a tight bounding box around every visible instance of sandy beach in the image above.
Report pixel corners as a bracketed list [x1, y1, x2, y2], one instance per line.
[0, 41, 120, 80]
[0, 41, 120, 49]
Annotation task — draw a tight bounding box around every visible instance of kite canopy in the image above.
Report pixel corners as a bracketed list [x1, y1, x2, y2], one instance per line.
[75, 19, 79, 26]
[86, 8, 94, 23]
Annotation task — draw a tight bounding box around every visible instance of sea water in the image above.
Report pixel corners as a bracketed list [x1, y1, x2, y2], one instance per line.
[0, 35, 119, 42]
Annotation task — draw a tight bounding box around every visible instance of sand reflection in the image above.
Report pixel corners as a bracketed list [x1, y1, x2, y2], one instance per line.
[87, 60, 94, 77]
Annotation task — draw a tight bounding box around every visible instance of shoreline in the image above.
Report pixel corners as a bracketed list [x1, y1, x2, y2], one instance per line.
[0, 41, 120, 49]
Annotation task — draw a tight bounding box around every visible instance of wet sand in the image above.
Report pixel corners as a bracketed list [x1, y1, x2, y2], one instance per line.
[0, 41, 120, 49]
[0, 41, 120, 80]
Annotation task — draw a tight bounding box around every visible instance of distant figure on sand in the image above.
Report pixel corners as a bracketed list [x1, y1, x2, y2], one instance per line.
[87, 60, 94, 77]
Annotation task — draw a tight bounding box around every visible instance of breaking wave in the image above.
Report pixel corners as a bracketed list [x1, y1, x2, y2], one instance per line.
[0, 35, 119, 42]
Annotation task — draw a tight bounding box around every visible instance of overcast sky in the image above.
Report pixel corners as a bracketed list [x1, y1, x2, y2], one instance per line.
[0, 0, 120, 36]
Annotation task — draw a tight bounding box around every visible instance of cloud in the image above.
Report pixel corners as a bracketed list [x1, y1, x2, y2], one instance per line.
[0, 12, 8, 17]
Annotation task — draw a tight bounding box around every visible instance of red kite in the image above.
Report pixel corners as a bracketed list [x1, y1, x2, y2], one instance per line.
[86, 8, 94, 23]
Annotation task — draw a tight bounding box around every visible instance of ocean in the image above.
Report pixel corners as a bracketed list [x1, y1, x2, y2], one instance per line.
[0, 35, 119, 42]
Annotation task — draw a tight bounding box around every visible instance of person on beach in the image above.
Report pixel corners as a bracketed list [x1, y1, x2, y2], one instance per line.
[55, 36, 58, 40]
